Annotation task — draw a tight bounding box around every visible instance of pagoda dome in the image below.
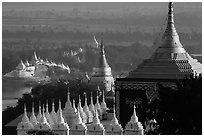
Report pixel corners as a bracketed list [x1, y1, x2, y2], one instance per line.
[16, 60, 26, 70]
[29, 102, 38, 127]
[17, 104, 34, 131]
[35, 105, 51, 131]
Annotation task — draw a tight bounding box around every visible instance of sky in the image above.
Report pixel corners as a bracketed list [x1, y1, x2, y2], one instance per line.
[2, 2, 201, 15]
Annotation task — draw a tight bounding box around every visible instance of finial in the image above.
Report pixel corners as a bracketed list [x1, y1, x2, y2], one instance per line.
[39, 101, 41, 112]
[102, 90, 105, 102]
[167, 2, 174, 24]
[130, 103, 138, 123]
[58, 99, 61, 111]
[96, 92, 99, 104]
[46, 100, 49, 112]
[84, 92, 87, 105]
[67, 89, 70, 101]
[78, 95, 82, 107]
[111, 104, 119, 125]
[32, 102, 34, 112]
[73, 99, 77, 112]
[90, 92, 93, 104]
[58, 100, 65, 124]
[52, 99, 55, 111]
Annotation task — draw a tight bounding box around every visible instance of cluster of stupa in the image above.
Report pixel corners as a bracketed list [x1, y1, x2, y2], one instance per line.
[17, 91, 144, 135]
[4, 52, 71, 78]
[22, 51, 71, 73]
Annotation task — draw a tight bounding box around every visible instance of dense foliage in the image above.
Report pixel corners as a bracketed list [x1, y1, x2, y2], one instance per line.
[145, 75, 202, 135]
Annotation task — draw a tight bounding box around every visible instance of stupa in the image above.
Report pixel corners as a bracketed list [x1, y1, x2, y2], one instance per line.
[17, 104, 34, 135]
[83, 93, 94, 123]
[89, 40, 114, 92]
[124, 105, 144, 135]
[52, 100, 70, 135]
[62, 91, 77, 127]
[127, 2, 202, 80]
[29, 102, 38, 127]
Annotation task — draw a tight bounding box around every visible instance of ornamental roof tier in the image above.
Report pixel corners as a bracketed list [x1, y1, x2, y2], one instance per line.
[127, 2, 202, 80]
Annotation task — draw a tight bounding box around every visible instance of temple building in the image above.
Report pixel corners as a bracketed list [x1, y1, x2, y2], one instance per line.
[115, 2, 202, 128]
[89, 41, 114, 92]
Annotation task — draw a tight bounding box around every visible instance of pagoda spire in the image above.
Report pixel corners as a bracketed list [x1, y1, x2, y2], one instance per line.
[75, 107, 83, 124]
[83, 93, 89, 112]
[58, 100, 65, 124]
[21, 104, 30, 123]
[45, 100, 54, 126]
[30, 102, 38, 125]
[50, 99, 58, 124]
[78, 95, 83, 110]
[73, 99, 77, 113]
[33, 51, 38, 61]
[36, 101, 42, 122]
[66, 88, 72, 108]
[89, 92, 95, 114]
[129, 104, 138, 123]
[93, 108, 100, 124]
[154, 2, 185, 53]
[39, 105, 49, 124]
[111, 105, 119, 125]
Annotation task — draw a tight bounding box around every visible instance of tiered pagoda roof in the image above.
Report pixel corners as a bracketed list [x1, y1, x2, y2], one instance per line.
[128, 2, 202, 80]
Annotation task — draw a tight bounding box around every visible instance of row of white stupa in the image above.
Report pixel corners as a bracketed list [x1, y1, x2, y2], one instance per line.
[16, 51, 71, 73]
[17, 92, 144, 135]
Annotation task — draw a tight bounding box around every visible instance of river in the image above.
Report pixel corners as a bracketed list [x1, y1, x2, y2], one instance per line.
[2, 78, 32, 111]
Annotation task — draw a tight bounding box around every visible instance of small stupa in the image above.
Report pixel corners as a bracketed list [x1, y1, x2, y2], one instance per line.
[124, 104, 144, 135]
[87, 108, 105, 135]
[62, 90, 77, 127]
[52, 100, 70, 135]
[36, 102, 42, 122]
[29, 102, 38, 128]
[17, 104, 34, 135]
[89, 92, 95, 116]
[83, 93, 93, 123]
[50, 99, 58, 124]
[35, 105, 52, 131]
[77, 95, 87, 124]
[70, 107, 88, 135]
[106, 105, 123, 135]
